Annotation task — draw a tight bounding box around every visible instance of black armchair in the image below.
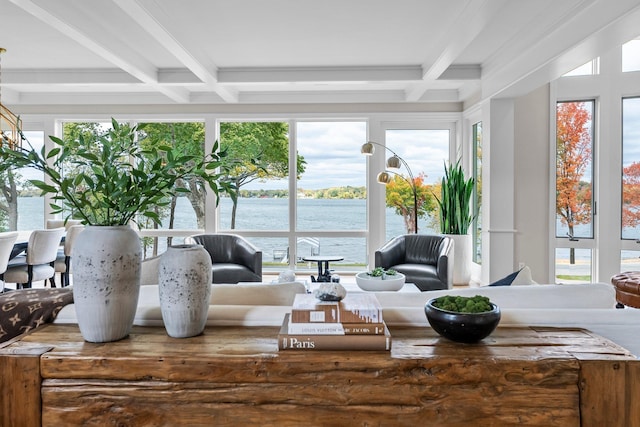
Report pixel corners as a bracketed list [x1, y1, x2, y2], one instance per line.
[189, 234, 262, 284]
[375, 234, 453, 291]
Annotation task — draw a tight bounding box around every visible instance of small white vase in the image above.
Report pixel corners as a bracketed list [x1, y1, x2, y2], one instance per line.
[448, 234, 472, 286]
[72, 225, 141, 343]
[159, 244, 212, 338]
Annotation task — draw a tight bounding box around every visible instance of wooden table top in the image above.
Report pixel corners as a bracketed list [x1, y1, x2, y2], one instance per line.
[5, 324, 633, 370]
[2, 324, 638, 427]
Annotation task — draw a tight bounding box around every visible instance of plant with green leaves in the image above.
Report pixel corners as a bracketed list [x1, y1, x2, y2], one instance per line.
[435, 160, 476, 235]
[367, 267, 397, 278]
[0, 119, 236, 226]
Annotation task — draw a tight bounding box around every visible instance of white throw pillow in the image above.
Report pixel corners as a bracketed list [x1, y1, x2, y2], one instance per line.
[511, 266, 537, 285]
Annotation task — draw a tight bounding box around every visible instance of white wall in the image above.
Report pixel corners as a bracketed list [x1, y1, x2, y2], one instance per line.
[513, 85, 551, 283]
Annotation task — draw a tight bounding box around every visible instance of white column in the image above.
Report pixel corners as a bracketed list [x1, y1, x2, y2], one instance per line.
[484, 98, 516, 283]
[204, 115, 218, 233]
[366, 120, 387, 269]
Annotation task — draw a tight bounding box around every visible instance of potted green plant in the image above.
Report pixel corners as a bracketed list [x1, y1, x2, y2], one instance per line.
[434, 160, 476, 285]
[425, 295, 501, 343]
[0, 119, 235, 342]
[355, 267, 406, 291]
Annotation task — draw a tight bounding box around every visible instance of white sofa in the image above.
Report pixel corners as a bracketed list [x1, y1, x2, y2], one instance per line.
[54, 281, 640, 358]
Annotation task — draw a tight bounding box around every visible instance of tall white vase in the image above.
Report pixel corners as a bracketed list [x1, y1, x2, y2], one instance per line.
[448, 234, 472, 286]
[72, 225, 141, 343]
[159, 244, 212, 338]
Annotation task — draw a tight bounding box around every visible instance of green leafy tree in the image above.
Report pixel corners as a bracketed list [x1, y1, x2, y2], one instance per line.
[220, 122, 306, 228]
[385, 173, 436, 234]
[137, 123, 212, 235]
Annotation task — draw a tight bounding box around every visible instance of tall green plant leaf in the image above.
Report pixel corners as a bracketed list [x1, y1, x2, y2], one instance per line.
[434, 160, 476, 234]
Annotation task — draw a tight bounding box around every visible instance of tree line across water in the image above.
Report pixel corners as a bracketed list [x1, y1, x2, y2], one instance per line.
[240, 186, 367, 199]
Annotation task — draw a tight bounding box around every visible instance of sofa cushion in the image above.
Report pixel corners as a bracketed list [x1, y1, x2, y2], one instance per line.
[374, 283, 616, 310]
[212, 264, 261, 283]
[390, 263, 447, 291]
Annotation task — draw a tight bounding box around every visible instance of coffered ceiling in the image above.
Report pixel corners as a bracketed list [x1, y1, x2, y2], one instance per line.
[1, 0, 640, 106]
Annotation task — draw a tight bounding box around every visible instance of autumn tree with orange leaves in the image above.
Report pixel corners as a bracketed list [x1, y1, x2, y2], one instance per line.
[623, 162, 640, 228]
[556, 101, 592, 264]
[385, 173, 436, 234]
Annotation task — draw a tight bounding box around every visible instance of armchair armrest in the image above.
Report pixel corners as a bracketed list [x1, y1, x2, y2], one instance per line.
[375, 236, 406, 269]
[234, 238, 263, 277]
[436, 237, 454, 289]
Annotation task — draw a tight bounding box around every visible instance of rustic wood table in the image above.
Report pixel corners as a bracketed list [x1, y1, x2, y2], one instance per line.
[1, 324, 638, 427]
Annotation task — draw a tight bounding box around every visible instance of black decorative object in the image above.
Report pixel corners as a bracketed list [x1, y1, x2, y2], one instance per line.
[424, 298, 501, 343]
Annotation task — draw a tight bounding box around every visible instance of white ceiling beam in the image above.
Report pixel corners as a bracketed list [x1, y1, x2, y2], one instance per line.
[4, 68, 213, 86]
[218, 66, 423, 84]
[9, 0, 190, 103]
[0, 87, 20, 104]
[238, 90, 409, 104]
[110, 0, 237, 103]
[406, 0, 507, 102]
[4, 69, 142, 85]
[438, 65, 481, 81]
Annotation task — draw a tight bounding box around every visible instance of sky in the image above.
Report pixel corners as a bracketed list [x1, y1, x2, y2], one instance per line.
[245, 122, 450, 191]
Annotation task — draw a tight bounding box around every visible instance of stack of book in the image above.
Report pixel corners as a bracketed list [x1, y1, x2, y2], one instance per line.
[278, 293, 391, 351]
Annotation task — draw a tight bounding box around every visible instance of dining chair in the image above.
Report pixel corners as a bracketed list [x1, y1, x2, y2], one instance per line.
[3, 228, 66, 289]
[46, 219, 83, 230]
[0, 231, 19, 293]
[54, 225, 85, 287]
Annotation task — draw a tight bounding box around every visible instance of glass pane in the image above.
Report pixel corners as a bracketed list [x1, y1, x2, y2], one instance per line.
[563, 59, 598, 76]
[622, 97, 640, 239]
[60, 121, 111, 223]
[296, 121, 367, 231]
[621, 250, 640, 273]
[555, 248, 592, 283]
[296, 237, 367, 276]
[384, 129, 449, 240]
[137, 122, 203, 231]
[555, 101, 594, 239]
[472, 122, 483, 264]
[141, 235, 192, 259]
[9, 131, 45, 231]
[218, 122, 290, 231]
[622, 39, 640, 72]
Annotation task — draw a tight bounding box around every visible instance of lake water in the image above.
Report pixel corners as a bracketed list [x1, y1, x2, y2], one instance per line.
[15, 196, 437, 267]
[15, 197, 619, 274]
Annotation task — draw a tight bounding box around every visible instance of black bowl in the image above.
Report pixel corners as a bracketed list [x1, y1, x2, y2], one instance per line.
[424, 298, 501, 343]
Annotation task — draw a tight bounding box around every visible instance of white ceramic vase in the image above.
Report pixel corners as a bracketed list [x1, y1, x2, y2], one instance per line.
[448, 234, 472, 286]
[159, 244, 212, 338]
[72, 225, 141, 343]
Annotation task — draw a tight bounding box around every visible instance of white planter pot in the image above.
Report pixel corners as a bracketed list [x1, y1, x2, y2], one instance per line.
[448, 234, 472, 286]
[355, 271, 406, 291]
[159, 244, 212, 338]
[72, 225, 141, 343]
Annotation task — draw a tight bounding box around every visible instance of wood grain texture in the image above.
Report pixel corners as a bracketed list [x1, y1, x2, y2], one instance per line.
[4, 324, 638, 426]
[0, 345, 51, 427]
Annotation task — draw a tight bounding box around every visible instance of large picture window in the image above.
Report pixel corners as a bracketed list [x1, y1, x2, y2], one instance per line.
[1, 131, 45, 231]
[554, 100, 594, 283]
[383, 129, 449, 241]
[555, 101, 594, 240]
[622, 97, 640, 240]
